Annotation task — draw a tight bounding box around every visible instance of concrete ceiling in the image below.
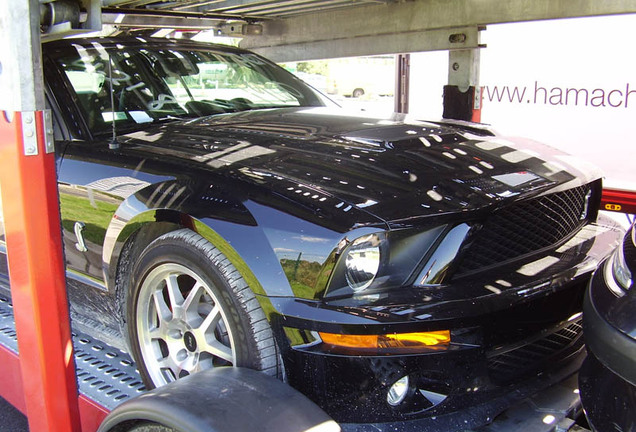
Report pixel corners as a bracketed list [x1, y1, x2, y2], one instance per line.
[102, 0, 392, 19]
[97, 0, 636, 61]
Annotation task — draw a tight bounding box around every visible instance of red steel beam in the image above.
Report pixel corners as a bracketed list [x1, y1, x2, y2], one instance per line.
[0, 343, 109, 430]
[0, 111, 82, 431]
[0, 341, 26, 414]
[601, 188, 636, 215]
[79, 396, 110, 431]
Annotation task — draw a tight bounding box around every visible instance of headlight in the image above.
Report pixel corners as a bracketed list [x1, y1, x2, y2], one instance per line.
[345, 234, 381, 292]
[324, 226, 447, 298]
[612, 244, 632, 289]
[605, 232, 633, 296]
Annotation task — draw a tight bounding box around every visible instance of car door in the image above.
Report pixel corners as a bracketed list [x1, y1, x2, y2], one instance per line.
[41, 51, 157, 335]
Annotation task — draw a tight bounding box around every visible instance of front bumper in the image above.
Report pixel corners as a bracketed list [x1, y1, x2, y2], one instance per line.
[280, 290, 586, 426]
[340, 357, 584, 432]
[270, 220, 622, 427]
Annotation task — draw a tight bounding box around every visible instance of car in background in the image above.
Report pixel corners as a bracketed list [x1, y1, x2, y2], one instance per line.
[325, 56, 394, 98]
[0, 36, 624, 430]
[294, 71, 329, 94]
[579, 219, 636, 432]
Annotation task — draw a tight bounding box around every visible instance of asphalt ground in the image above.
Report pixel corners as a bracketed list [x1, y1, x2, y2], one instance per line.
[0, 396, 28, 431]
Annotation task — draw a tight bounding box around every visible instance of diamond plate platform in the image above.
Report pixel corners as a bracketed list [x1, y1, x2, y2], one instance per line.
[0, 295, 145, 410]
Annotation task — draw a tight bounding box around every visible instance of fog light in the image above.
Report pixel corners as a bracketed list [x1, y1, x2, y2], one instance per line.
[387, 375, 409, 406]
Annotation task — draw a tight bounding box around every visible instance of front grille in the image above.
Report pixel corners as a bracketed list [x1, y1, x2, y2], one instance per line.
[487, 318, 583, 385]
[456, 185, 591, 275]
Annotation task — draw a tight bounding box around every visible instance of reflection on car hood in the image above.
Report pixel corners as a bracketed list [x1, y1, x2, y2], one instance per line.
[121, 107, 602, 225]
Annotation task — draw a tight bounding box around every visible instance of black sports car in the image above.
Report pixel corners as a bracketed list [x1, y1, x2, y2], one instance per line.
[579, 220, 636, 432]
[0, 36, 623, 430]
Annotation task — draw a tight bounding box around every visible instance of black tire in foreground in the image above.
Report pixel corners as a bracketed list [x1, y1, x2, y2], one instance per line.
[127, 424, 176, 432]
[97, 367, 340, 432]
[126, 229, 279, 388]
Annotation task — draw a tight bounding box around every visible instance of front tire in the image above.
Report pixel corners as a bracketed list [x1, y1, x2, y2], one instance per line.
[352, 88, 365, 98]
[127, 229, 278, 389]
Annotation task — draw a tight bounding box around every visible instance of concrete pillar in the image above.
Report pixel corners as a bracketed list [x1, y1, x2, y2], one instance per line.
[443, 48, 482, 122]
[394, 54, 410, 114]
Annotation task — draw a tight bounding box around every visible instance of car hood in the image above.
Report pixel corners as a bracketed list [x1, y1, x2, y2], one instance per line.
[121, 107, 602, 226]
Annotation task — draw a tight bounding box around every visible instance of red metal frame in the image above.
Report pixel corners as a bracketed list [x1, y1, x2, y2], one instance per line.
[78, 396, 110, 431]
[0, 111, 84, 431]
[0, 344, 108, 430]
[472, 86, 482, 123]
[601, 188, 636, 215]
[0, 343, 26, 414]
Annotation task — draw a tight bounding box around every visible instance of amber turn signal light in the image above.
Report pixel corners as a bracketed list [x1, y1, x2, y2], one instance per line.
[319, 330, 450, 353]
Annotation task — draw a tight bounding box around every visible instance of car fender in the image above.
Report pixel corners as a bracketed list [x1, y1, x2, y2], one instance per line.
[103, 204, 293, 299]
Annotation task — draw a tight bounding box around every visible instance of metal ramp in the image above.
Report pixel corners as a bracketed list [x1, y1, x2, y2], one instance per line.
[0, 295, 144, 411]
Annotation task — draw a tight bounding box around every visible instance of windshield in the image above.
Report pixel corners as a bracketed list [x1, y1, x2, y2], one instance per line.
[53, 41, 329, 135]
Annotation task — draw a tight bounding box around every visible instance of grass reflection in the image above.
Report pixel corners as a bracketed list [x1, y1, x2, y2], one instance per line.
[59, 190, 118, 246]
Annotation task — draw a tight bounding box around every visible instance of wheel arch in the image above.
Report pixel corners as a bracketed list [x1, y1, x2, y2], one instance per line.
[103, 209, 288, 347]
[105, 210, 273, 297]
